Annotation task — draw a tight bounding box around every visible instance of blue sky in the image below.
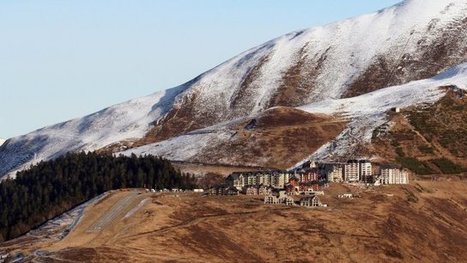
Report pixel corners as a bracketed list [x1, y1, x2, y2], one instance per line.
[0, 0, 400, 138]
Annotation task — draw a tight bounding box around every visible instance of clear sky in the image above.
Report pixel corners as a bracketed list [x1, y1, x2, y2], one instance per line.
[0, 0, 401, 139]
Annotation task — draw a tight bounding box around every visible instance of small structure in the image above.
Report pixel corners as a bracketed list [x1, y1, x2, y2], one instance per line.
[264, 195, 280, 204]
[264, 191, 296, 206]
[304, 190, 324, 196]
[278, 191, 295, 206]
[338, 193, 353, 199]
[258, 185, 272, 196]
[392, 107, 401, 113]
[223, 187, 240, 196]
[193, 189, 204, 193]
[283, 196, 295, 206]
[208, 186, 239, 196]
[244, 186, 258, 195]
[300, 196, 321, 207]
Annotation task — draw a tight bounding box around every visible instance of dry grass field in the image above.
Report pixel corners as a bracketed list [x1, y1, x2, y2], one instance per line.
[370, 91, 467, 175]
[1, 177, 466, 262]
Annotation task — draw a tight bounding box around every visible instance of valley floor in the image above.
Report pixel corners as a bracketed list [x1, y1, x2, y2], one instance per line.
[1, 178, 466, 262]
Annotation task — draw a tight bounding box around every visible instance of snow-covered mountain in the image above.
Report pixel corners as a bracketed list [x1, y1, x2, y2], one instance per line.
[1, 0, 466, 178]
[120, 63, 467, 166]
[0, 139, 5, 146]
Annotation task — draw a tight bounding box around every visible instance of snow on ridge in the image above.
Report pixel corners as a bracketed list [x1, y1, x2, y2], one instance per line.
[0, 138, 5, 146]
[170, 0, 466, 117]
[298, 62, 467, 116]
[123, 63, 467, 165]
[298, 62, 467, 161]
[1, 0, 466, 178]
[0, 84, 187, 178]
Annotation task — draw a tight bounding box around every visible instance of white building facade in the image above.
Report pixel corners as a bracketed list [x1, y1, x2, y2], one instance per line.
[381, 168, 409, 184]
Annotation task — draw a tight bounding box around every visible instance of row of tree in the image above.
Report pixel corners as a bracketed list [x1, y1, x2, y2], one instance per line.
[0, 152, 196, 241]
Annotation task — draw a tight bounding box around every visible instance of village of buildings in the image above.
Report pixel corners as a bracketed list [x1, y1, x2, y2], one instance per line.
[209, 160, 409, 208]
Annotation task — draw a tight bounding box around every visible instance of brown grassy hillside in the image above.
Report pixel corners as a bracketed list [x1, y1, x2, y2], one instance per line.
[370, 89, 467, 175]
[1, 179, 466, 262]
[189, 107, 346, 169]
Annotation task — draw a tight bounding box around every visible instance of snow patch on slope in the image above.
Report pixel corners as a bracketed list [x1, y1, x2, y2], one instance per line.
[121, 130, 234, 161]
[1, 0, 466, 178]
[0, 85, 187, 178]
[123, 63, 467, 165]
[177, 0, 467, 113]
[0, 139, 5, 146]
[298, 62, 467, 161]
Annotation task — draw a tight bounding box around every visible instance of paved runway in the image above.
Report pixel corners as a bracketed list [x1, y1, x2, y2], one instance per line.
[86, 192, 139, 233]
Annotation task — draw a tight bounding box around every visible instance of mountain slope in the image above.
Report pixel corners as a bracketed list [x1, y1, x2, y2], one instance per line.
[0, 139, 5, 146]
[0, 85, 186, 178]
[1, 0, 466, 178]
[146, 0, 467, 142]
[121, 63, 467, 168]
[122, 107, 346, 169]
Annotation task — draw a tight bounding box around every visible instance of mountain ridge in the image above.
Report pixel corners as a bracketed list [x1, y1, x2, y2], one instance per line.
[1, 0, 466, 178]
[119, 63, 467, 169]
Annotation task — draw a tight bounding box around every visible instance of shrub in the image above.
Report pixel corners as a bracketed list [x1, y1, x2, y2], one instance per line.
[431, 158, 466, 174]
[396, 157, 433, 175]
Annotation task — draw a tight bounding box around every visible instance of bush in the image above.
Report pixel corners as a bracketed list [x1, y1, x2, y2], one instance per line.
[396, 157, 433, 175]
[418, 145, 434, 154]
[395, 147, 405, 157]
[431, 158, 465, 174]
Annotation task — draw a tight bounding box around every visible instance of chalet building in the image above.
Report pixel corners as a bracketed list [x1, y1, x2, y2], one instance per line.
[244, 185, 273, 195]
[285, 183, 298, 195]
[343, 160, 372, 182]
[247, 174, 257, 186]
[358, 160, 373, 182]
[300, 196, 321, 207]
[295, 168, 319, 183]
[244, 186, 258, 195]
[320, 163, 344, 182]
[344, 161, 360, 182]
[283, 196, 295, 206]
[264, 195, 280, 204]
[258, 185, 273, 196]
[208, 186, 239, 196]
[279, 191, 295, 206]
[227, 171, 294, 190]
[226, 172, 244, 190]
[257, 172, 272, 186]
[380, 167, 409, 184]
[272, 171, 293, 189]
[264, 191, 295, 205]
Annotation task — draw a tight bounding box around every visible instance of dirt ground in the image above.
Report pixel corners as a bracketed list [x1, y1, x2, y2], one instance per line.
[1, 178, 466, 262]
